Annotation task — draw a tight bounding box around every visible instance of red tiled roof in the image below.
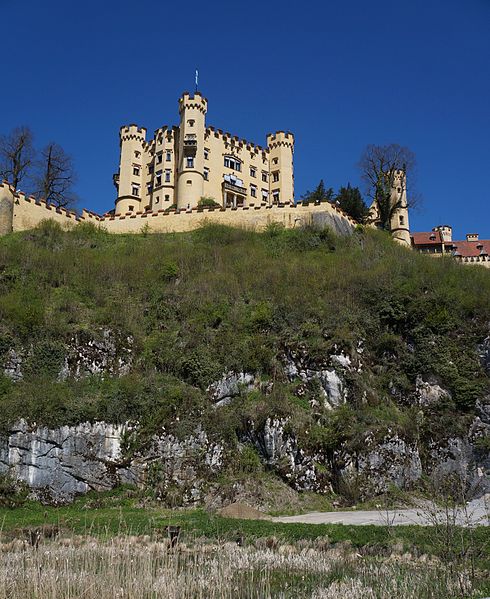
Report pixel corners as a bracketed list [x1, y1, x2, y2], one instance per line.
[411, 231, 443, 245]
[451, 239, 490, 258]
[411, 231, 490, 257]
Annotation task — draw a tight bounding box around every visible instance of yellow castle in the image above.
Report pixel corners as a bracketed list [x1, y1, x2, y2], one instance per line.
[0, 91, 357, 236]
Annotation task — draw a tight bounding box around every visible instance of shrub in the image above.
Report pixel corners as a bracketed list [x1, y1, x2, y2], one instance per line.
[198, 197, 220, 208]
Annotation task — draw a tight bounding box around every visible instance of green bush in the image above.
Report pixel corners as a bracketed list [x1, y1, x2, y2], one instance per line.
[198, 196, 221, 208]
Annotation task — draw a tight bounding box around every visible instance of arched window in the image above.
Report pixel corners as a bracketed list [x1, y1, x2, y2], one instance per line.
[224, 155, 241, 172]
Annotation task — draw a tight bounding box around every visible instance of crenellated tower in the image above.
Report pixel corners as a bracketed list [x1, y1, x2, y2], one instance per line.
[114, 125, 147, 215]
[176, 92, 207, 209]
[266, 132, 294, 204]
[389, 168, 411, 246]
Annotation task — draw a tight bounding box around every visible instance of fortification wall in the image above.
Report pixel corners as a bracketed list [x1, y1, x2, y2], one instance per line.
[97, 201, 357, 235]
[1, 180, 357, 237]
[12, 193, 79, 232]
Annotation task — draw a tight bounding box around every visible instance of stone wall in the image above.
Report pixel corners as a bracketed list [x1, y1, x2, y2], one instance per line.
[0, 181, 357, 236]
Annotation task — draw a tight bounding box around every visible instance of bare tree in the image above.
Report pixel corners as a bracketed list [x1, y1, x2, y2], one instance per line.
[33, 143, 77, 209]
[0, 126, 35, 190]
[359, 144, 418, 231]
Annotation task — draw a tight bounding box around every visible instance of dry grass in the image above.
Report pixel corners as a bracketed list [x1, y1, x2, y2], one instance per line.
[0, 533, 483, 598]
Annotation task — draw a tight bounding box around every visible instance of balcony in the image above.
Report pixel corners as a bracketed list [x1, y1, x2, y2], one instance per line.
[183, 134, 197, 155]
[223, 180, 246, 195]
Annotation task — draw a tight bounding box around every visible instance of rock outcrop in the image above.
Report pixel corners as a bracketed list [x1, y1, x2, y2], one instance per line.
[0, 420, 223, 504]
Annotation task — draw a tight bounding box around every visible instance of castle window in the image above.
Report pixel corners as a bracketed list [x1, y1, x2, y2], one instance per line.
[272, 190, 280, 203]
[204, 149, 209, 160]
[157, 153, 163, 164]
[155, 171, 162, 186]
[224, 156, 241, 172]
[262, 189, 268, 199]
[131, 185, 140, 196]
[399, 215, 405, 225]
[250, 167, 256, 178]
[187, 119, 195, 127]
[134, 151, 141, 158]
[166, 151, 172, 161]
[204, 168, 209, 181]
[186, 157, 194, 168]
[147, 183, 153, 193]
[261, 172, 268, 182]
[165, 194, 170, 201]
[250, 184, 257, 198]
[186, 180, 192, 185]
[272, 158, 278, 165]
[165, 169, 171, 182]
[148, 164, 154, 174]
[155, 196, 160, 204]
[133, 166, 140, 176]
[272, 171, 279, 183]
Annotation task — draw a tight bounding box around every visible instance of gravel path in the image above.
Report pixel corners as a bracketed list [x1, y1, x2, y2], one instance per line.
[272, 498, 489, 527]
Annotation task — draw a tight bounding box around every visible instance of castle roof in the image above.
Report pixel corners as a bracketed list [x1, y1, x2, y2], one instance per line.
[412, 231, 490, 257]
[411, 231, 444, 245]
[450, 239, 490, 258]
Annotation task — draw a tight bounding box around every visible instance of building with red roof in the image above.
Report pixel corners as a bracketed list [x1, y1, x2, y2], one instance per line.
[411, 225, 490, 268]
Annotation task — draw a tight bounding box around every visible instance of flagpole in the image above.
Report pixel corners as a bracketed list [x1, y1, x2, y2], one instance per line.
[195, 69, 199, 93]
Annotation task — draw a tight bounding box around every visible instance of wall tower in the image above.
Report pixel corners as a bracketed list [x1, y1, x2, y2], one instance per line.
[114, 125, 147, 215]
[0, 181, 14, 235]
[388, 168, 411, 246]
[176, 92, 207, 209]
[266, 132, 294, 204]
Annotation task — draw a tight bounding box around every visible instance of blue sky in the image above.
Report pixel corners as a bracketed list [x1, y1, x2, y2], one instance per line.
[1, 0, 489, 239]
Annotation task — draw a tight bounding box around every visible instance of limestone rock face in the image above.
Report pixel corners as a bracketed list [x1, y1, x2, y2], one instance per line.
[4, 349, 23, 381]
[283, 351, 348, 409]
[480, 335, 490, 375]
[0, 420, 223, 504]
[416, 375, 451, 407]
[2, 329, 133, 382]
[340, 433, 423, 497]
[60, 329, 133, 379]
[0, 421, 137, 502]
[207, 371, 258, 406]
[246, 418, 323, 492]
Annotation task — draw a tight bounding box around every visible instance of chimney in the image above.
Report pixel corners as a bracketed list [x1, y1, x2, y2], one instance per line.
[466, 233, 479, 242]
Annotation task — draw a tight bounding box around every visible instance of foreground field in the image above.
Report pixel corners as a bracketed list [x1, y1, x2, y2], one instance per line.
[0, 493, 489, 598]
[0, 533, 488, 599]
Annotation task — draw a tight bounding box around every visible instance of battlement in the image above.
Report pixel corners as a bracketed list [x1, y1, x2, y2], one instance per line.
[179, 91, 208, 114]
[267, 131, 295, 149]
[206, 126, 268, 153]
[120, 124, 147, 142]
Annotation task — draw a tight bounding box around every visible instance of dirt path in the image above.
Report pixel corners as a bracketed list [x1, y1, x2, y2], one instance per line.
[272, 498, 489, 527]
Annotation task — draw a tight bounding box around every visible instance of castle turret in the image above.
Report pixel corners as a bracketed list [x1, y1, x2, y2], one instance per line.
[266, 131, 294, 204]
[176, 92, 207, 209]
[0, 181, 14, 235]
[433, 225, 452, 243]
[389, 168, 411, 246]
[114, 125, 147, 215]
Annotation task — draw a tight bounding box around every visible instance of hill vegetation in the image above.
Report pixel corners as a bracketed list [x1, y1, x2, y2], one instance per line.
[0, 220, 488, 502]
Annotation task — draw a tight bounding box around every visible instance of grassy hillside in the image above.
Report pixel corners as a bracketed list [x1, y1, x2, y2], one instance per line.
[0, 220, 489, 498]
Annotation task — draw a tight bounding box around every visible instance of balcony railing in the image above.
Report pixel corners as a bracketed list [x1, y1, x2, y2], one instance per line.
[223, 180, 246, 195]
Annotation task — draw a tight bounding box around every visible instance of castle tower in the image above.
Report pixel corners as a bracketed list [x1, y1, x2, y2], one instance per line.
[0, 181, 14, 236]
[433, 225, 452, 243]
[388, 168, 411, 246]
[176, 92, 207, 209]
[114, 125, 147, 215]
[266, 132, 294, 204]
